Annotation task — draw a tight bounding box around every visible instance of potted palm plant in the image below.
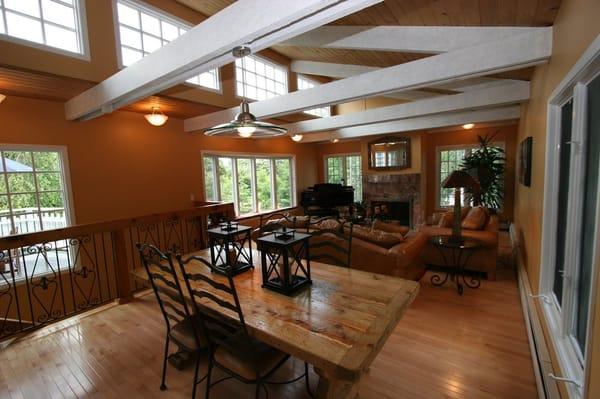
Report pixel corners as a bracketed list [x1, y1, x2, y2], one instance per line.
[460, 132, 506, 211]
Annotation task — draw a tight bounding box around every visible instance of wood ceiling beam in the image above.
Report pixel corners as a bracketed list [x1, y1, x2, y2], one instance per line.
[300, 106, 521, 142]
[279, 26, 548, 53]
[184, 28, 551, 132]
[283, 81, 529, 134]
[64, 0, 382, 121]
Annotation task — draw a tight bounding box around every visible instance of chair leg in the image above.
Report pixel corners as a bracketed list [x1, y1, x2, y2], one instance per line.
[304, 363, 314, 398]
[255, 382, 262, 399]
[192, 355, 201, 399]
[160, 335, 170, 391]
[205, 354, 214, 399]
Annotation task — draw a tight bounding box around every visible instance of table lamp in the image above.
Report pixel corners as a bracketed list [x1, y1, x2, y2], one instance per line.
[442, 170, 477, 244]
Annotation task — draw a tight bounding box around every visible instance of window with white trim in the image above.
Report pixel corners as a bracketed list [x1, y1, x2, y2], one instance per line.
[0, 147, 72, 237]
[539, 38, 600, 398]
[203, 153, 295, 216]
[115, 0, 220, 91]
[325, 154, 362, 202]
[235, 54, 287, 101]
[0, 0, 86, 55]
[436, 143, 504, 208]
[297, 75, 331, 118]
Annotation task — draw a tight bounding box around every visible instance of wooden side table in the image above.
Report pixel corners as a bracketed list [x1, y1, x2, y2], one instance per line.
[428, 235, 483, 295]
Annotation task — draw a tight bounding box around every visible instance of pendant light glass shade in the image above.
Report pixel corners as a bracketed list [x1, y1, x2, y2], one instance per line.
[203, 100, 287, 138]
[0, 94, 6, 104]
[291, 134, 303, 142]
[145, 107, 168, 126]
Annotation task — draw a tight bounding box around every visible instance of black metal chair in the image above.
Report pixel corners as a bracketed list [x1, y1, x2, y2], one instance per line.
[176, 254, 312, 398]
[136, 243, 207, 398]
[307, 217, 354, 268]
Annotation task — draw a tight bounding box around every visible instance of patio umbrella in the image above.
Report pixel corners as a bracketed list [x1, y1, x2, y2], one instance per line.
[0, 157, 33, 172]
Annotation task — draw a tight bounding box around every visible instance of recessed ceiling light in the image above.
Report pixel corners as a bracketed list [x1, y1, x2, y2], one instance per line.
[462, 123, 475, 130]
[0, 94, 6, 104]
[331, 138, 339, 143]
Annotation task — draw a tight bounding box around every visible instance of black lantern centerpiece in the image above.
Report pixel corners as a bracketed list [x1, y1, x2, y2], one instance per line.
[207, 221, 253, 276]
[257, 228, 311, 296]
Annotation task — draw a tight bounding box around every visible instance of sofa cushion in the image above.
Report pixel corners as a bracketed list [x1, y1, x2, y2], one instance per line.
[373, 220, 410, 236]
[345, 225, 404, 249]
[312, 218, 342, 231]
[462, 206, 488, 230]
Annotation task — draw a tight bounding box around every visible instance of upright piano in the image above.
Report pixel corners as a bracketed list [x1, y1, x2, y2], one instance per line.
[300, 183, 354, 217]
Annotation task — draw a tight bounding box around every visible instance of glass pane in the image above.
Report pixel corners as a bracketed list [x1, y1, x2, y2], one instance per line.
[142, 33, 162, 53]
[5, 0, 40, 17]
[10, 193, 37, 211]
[42, 0, 75, 28]
[0, 13, 5, 34]
[121, 47, 143, 66]
[346, 156, 363, 202]
[255, 159, 273, 212]
[45, 23, 78, 53]
[203, 157, 215, 201]
[7, 173, 35, 193]
[3, 151, 33, 168]
[217, 158, 233, 203]
[275, 159, 292, 209]
[38, 191, 64, 208]
[41, 207, 67, 230]
[161, 21, 178, 41]
[554, 98, 573, 306]
[140, 13, 160, 36]
[33, 152, 60, 171]
[236, 159, 253, 214]
[575, 74, 600, 351]
[0, 195, 8, 211]
[6, 12, 43, 42]
[11, 212, 41, 234]
[119, 25, 142, 49]
[117, 2, 140, 29]
[37, 172, 62, 191]
[0, 177, 6, 194]
[327, 157, 343, 184]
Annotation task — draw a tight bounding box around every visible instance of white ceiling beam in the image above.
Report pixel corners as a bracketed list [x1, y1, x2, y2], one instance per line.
[279, 26, 548, 54]
[301, 106, 521, 142]
[291, 60, 438, 101]
[185, 28, 551, 132]
[283, 81, 528, 134]
[290, 60, 522, 97]
[65, 0, 382, 121]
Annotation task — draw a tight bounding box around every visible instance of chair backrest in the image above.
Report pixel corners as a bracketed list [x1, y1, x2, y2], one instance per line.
[136, 244, 200, 342]
[175, 255, 249, 349]
[307, 218, 353, 268]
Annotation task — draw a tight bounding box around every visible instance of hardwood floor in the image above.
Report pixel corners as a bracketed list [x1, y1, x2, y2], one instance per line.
[0, 269, 537, 399]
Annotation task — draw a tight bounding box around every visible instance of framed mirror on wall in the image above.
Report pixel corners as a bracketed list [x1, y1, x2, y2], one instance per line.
[368, 137, 411, 170]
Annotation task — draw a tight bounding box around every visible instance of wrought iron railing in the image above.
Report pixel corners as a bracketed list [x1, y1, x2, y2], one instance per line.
[0, 202, 235, 340]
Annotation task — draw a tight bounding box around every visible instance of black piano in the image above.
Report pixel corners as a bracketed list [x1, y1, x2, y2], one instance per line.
[300, 183, 354, 217]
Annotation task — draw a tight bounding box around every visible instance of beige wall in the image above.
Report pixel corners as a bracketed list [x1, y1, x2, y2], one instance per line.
[513, 0, 600, 397]
[0, 95, 318, 224]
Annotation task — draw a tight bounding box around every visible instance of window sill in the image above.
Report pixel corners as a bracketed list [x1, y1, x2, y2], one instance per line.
[235, 206, 299, 222]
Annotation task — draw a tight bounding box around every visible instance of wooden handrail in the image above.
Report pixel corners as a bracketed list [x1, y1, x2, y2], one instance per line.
[0, 202, 235, 251]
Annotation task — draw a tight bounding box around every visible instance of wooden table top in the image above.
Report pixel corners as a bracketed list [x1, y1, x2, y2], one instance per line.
[131, 248, 419, 381]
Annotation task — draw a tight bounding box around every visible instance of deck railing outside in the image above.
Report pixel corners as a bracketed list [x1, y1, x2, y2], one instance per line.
[0, 202, 235, 341]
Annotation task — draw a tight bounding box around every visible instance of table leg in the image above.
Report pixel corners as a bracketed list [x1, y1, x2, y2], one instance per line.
[315, 369, 361, 399]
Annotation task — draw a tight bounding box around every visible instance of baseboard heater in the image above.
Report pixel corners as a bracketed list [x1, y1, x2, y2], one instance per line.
[512, 225, 561, 399]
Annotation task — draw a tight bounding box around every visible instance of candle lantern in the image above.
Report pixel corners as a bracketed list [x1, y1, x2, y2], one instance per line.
[207, 223, 253, 275]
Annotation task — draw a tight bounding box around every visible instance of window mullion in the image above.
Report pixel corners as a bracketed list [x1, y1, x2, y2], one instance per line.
[270, 158, 276, 210]
[232, 157, 239, 215]
[214, 157, 221, 201]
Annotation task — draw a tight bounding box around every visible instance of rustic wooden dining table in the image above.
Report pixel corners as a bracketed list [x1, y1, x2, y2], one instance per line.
[131, 247, 420, 399]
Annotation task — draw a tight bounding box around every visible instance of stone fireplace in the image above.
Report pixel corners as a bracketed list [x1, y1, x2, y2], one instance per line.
[363, 173, 422, 227]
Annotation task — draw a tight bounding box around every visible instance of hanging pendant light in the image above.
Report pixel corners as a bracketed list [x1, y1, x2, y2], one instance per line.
[203, 46, 287, 139]
[145, 106, 168, 126]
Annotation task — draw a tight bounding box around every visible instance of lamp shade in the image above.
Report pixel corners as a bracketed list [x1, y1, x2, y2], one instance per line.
[442, 170, 477, 188]
[203, 100, 287, 138]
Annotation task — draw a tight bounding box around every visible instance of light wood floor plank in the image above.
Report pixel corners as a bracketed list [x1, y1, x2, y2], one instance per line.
[0, 270, 536, 398]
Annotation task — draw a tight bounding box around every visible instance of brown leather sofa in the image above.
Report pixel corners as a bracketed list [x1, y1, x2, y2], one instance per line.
[253, 215, 427, 281]
[419, 211, 499, 280]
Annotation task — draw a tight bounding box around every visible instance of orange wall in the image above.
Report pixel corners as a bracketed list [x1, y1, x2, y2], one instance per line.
[512, 0, 600, 397]
[422, 124, 518, 220]
[0, 95, 318, 224]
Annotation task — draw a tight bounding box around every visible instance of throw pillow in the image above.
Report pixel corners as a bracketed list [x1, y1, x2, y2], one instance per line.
[438, 211, 454, 228]
[313, 218, 342, 231]
[461, 206, 489, 230]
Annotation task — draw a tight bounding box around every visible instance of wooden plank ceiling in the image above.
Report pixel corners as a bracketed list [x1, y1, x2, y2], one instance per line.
[179, 0, 561, 78]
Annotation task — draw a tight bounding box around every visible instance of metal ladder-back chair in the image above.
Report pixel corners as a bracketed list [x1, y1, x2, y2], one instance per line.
[176, 255, 313, 399]
[136, 244, 207, 398]
[307, 217, 354, 268]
